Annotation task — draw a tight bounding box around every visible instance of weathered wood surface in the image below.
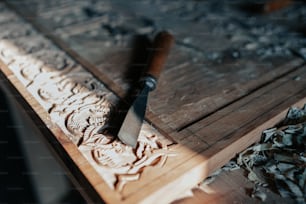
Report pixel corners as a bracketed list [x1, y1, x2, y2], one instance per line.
[1, 0, 306, 203]
[6, 0, 306, 133]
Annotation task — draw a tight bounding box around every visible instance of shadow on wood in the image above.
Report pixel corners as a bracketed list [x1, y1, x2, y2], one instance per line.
[104, 35, 152, 137]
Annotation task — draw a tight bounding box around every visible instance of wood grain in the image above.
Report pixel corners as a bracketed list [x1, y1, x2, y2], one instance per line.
[5, 0, 303, 133]
[2, 1, 306, 203]
[146, 31, 174, 81]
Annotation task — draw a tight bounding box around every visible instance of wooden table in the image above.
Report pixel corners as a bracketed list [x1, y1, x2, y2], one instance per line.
[1, 1, 305, 203]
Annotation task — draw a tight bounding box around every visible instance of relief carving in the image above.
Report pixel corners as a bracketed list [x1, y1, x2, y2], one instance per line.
[79, 124, 175, 191]
[0, 9, 174, 192]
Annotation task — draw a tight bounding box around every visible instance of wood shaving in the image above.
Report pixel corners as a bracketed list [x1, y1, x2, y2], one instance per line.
[251, 187, 267, 202]
[203, 105, 306, 203]
[236, 105, 306, 203]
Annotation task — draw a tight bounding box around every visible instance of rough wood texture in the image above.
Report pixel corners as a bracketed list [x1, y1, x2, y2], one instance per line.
[1, 1, 306, 203]
[6, 0, 305, 133]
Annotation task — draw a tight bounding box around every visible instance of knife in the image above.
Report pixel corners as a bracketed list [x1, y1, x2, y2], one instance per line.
[118, 31, 174, 148]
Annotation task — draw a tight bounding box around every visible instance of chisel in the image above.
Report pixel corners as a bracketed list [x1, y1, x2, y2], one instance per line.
[118, 31, 174, 148]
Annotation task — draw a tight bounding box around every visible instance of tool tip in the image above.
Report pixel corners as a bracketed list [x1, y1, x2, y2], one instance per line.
[118, 133, 138, 148]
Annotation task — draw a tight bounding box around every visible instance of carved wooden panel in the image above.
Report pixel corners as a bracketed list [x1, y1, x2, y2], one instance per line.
[0, 5, 182, 202]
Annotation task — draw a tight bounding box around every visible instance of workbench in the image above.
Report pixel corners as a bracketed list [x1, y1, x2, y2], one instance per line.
[1, 0, 305, 203]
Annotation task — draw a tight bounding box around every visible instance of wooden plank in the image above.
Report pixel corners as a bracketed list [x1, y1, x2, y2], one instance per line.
[168, 66, 306, 195]
[127, 91, 306, 204]
[190, 64, 306, 145]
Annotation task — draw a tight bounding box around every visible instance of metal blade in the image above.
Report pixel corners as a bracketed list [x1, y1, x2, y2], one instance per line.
[118, 85, 150, 148]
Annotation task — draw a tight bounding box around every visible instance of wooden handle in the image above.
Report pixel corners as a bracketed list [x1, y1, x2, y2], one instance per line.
[147, 31, 174, 80]
[264, 0, 292, 13]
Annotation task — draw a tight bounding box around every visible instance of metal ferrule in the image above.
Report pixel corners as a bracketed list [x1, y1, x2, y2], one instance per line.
[141, 75, 157, 91]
